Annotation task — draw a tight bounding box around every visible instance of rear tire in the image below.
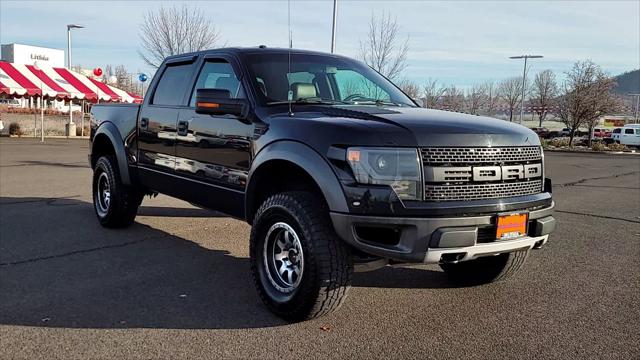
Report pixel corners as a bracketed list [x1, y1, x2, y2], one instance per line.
[92, 155, 143, 228]
[440, 249, 529, 286]
[250, 191, 353, 322]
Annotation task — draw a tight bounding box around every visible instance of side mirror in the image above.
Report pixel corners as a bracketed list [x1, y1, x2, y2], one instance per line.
[195, 88, 249, 118]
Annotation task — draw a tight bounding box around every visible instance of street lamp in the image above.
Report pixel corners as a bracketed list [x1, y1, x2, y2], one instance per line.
[67, 24, 84, 69]
[509, 54, 543, 123]
[66, 24, 83, 137]
[34, 61, 44, 142]
[330, 0, 338, 53]
[627, 93, 640, 123]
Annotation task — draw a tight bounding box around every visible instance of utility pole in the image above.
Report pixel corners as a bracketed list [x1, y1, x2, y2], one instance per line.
[509, 54, 543, 124]
[331, 0, 338, 53]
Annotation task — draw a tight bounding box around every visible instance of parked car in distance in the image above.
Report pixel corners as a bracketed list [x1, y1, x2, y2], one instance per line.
[619, 124, 640, 147]
[559, 128, 572, 137]
[611, 127, 622, 142]
[592, 128, 610, 138]
[531, 127, 550, 138]
[0, 98, 21, 107]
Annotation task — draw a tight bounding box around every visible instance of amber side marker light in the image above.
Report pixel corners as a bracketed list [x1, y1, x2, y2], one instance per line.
[197, 102, 220, 108]
[347, 149, 361, 162]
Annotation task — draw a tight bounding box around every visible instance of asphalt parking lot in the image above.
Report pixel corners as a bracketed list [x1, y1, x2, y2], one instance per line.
[0, 138, 638, 359]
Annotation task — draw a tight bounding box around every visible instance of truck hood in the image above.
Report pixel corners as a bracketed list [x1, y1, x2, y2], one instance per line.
[329, 105, 541, 147]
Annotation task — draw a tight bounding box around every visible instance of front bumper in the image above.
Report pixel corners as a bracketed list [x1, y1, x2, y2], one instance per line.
[330, 202, 555, 264]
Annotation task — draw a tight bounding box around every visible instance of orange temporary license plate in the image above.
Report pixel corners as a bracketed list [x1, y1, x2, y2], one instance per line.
[496, 213, 528, 240]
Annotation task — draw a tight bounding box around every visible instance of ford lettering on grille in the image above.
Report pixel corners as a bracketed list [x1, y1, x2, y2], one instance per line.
[421, 146, 544, 201]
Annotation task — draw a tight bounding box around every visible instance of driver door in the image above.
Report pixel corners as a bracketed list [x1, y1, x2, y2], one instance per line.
[175, 57, 253, 217]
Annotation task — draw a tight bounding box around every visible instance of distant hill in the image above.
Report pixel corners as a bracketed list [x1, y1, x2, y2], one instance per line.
[613, 69, 640, 94]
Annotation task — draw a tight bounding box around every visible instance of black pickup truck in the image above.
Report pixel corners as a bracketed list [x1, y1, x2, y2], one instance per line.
[90, 47, 556, 321]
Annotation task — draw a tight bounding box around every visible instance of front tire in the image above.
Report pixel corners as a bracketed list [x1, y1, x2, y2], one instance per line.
[250, 191, 353, 322]
[92, 155, 143, 228]
[440, 249, 529, 286]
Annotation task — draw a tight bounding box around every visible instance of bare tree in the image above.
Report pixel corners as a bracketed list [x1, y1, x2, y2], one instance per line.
[359, 12, 409, 81]
[484, 81, 499, 117]
[139, 5, 221, 68]
[499, 77, 524, 122]
[532, 70, 558, 127]
[465, 83, 488, 115]
[556, 60, 619, 146]
[398, 79, 421, 102]
[114, 65, 134, 93]
[423, 78, 446, 109]
[442, 85, 465, 112]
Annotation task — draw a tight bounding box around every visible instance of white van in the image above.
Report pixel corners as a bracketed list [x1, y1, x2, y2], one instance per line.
[619, 124, 640, 147]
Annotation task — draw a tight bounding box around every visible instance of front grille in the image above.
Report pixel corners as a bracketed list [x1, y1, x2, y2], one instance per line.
[421, 146, 543, 202]
[421, 146, 542, 165]
[425, 180, 542, 201]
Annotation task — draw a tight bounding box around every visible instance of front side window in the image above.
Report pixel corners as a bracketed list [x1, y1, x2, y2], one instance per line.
[244, 53, 415, 107]
[190, 60, 245, 106]
[152, 62, 195, 106]
[625, 129, 634, 134]
[333, 69, 391, 102]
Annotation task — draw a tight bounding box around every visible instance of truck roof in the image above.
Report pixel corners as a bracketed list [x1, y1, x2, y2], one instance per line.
[164, 46, 351, 62]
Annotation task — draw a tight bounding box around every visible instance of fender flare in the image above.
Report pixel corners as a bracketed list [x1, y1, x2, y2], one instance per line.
[92, 121, 131, 185]
[245, 140, 349, 220]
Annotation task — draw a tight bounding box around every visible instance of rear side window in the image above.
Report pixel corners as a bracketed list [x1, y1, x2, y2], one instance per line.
[152, 62, 195, 106]
[625, 129, 634, 134]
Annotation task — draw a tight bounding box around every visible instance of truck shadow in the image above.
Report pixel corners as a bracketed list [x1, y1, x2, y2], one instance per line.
[0, 196, 285, 330]
[0, 196, 454, 330]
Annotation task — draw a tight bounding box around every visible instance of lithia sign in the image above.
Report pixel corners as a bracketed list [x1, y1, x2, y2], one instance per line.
[30, 54, 50, 61]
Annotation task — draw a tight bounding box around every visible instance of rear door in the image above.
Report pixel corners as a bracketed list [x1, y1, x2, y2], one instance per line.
[137, 57, 197, 190]
[175, 56, 253, 217]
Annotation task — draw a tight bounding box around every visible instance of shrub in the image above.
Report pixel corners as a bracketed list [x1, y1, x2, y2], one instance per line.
[8, 122, 22, 136]
[548, 137, 570, 147]
[591, 142, 606, 151]
[75, 125, 90, 137]
[607, 142, 628, 152]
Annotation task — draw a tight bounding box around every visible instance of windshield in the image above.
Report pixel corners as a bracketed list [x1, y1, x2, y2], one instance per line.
[244, 52, 416, 107]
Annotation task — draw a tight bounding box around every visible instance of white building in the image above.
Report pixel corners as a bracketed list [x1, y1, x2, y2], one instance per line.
[1, 43, 65, 68]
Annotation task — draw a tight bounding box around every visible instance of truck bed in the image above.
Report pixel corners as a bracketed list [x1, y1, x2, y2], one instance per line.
[91, 103, 141, 140]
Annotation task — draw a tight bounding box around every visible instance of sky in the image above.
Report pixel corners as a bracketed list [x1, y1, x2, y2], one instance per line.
[1, 0, 638, 88]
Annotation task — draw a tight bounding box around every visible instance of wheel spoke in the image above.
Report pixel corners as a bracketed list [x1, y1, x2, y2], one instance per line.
[286, 268, 294, 284]
[274, 251, 287, 262]
[278, 262, 288, 276]
[284, 230, 293, 247]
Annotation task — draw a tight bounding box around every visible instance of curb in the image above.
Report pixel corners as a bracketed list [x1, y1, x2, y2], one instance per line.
[4, 135, 89, 140]
[544, 148, 638, 155]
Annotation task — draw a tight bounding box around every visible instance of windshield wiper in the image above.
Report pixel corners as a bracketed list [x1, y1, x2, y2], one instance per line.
[347, 99, 404, 107]
[266, 99, 348, 106]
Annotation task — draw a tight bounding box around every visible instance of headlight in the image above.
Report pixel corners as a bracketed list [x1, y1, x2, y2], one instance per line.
[346, 147, 422, 201]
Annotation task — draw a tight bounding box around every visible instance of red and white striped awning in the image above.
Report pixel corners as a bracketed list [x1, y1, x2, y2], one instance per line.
[0, 61, 143, 103]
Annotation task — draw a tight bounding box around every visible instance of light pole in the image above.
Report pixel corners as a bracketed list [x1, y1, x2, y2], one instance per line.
[330, 0, 338, 53]
[509, 54, 543, 124]
[66, 24, 84, 136]
[34, 62, 45, 142]
[627, 93, 640, 123]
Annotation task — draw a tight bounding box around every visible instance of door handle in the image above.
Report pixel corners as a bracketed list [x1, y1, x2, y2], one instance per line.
[177, 120, 189, 136]
[140, 117, 149, 128]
